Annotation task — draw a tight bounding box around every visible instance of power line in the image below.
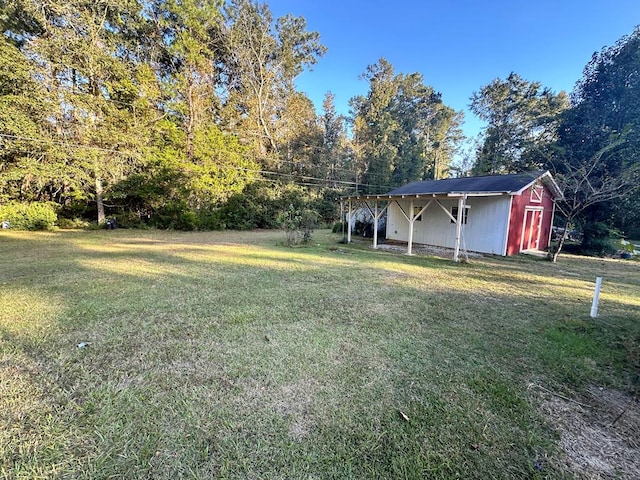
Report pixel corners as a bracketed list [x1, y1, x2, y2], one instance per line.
[270, 156, 359, 175]
[231, 166, 389, 189]
[0, 133, 137, 155]
[2, 133, 392, 191]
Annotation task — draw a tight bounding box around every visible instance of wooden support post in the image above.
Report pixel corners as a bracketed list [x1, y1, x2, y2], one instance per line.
[453, 197, 463, 262]
[407, 199, 414, 255]
[373, 200, 379, 249]
[347, 199, 352, 243]
[340, 200, 345, 242]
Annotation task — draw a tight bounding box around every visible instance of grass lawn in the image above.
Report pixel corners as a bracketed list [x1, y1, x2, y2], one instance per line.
[1, 229, 639, 479]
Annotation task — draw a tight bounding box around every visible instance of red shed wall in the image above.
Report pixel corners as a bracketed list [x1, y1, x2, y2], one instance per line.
[506, 184, 555, 255]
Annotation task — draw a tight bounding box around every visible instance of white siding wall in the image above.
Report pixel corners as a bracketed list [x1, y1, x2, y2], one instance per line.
[386, 197, 511, 255]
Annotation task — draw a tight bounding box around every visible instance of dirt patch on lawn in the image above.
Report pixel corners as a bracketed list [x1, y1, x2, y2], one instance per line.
[272, 380, 321, 441]
[537, 385, 640, 479]
[376, 241, 483, 260]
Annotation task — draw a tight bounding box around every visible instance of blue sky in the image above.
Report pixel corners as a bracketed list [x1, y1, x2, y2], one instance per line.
[267, 0, 640, 141]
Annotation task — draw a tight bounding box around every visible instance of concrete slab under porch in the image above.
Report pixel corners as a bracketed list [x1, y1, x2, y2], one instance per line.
[372, 240, 484, 260]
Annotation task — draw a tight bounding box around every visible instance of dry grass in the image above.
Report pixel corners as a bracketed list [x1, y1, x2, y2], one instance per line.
[1, 229, 639, 479]
[539, 387, 640, 479]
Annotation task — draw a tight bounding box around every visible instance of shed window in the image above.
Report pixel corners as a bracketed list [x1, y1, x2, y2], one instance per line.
[451, 206, 469, 224]
[530, 185, 543, 203]
[413, 206, 422, 221]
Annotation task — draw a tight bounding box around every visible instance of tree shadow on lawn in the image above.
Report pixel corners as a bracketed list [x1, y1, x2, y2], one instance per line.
[2, 230, 639, 478]
[6, 232, 634, 383]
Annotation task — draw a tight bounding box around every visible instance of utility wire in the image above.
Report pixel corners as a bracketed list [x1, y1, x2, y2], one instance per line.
[268, 157, 359, 175]
[232, 166, 390, 190]
[0, 133, 137, 155]
[0, 132, 358, 174]
[2, 134, 392, 191]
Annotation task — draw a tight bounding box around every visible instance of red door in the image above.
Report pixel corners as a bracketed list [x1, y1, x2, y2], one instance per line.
[522, 209, 543, 251]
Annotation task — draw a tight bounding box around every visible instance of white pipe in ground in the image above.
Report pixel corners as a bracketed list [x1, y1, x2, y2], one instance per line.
[590, 276, 602, 318]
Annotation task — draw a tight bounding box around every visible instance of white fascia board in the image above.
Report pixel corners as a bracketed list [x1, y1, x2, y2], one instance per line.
[447, 192, 507, 197]
[540, 171, 564, 200]
[512, 171, 563, 200]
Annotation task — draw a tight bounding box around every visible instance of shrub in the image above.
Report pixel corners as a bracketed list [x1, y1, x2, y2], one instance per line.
[215, 192, 262, 230]
[278, 204, 320, 246]
[314, 189, 341, 225]
[580, 222, 619, 256]
[195, 207, 226, 231]
[0, 201, 58, 230]
[57, 217, 91, 229]
[101, 181, 342, 232]
[214, 183, 319, 231]
[150, 201, 196, 230]
[112, 212, 149, 229]
[332, 221, 347, 233]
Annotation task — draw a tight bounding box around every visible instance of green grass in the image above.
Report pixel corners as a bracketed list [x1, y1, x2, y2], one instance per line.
[1, 229, 639, 479]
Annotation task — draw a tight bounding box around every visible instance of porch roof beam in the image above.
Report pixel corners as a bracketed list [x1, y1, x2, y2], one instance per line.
[362, 200, 389, 220]
[393, 200, 410, 222]
[435, 199, 457, 223]
[414, 199, 434, 219]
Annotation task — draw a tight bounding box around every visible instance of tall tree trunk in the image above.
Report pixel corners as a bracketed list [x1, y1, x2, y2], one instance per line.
[186, 81, 195, 160]
[550, 216, 572, 263]
[96, 176, 105, 224]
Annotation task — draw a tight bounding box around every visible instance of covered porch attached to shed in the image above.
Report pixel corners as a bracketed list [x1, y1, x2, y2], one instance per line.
[341, 193, 471, 262]
[341, 171, 562, 258]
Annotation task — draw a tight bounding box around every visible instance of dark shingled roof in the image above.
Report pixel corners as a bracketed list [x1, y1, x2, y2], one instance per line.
[386, 172, 544, 196]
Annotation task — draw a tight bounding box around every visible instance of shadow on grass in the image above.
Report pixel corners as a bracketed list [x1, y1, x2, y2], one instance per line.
[1, 229, 639, 478]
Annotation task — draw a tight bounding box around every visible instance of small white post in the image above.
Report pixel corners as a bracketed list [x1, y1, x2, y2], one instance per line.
[590, 277, 603, 318]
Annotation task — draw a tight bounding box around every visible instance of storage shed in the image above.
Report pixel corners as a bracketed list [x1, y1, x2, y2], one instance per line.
[342, 171, 563, 261]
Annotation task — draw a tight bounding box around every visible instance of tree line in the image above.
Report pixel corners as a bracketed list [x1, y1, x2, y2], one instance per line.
[1, 1, 639, 244]
[0, 0, 461, 229]
[469, 28, 640, 255]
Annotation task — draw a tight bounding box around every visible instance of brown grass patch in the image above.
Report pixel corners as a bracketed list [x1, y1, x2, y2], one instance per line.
[540, 386, 640, 479]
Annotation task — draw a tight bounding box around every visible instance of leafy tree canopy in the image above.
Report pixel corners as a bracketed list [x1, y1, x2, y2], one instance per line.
[470, 72, 568, 175]
[351, 58, 462, 194]
[548, 27, 640, 259]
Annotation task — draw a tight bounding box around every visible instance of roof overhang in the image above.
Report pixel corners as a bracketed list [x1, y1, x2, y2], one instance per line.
[540, 170, 564, 200]
[512, 170, 564, 200]
[340, 191, 510, 201]
[340, 171, 564, 202]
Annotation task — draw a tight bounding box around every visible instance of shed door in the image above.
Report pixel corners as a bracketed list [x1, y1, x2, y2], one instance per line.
[521, 209, 543, 251]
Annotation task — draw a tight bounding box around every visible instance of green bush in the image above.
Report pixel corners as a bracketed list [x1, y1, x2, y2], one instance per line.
[112, 212, 149, 229]
[332, 221, 346, 233]
[580, 222, 619, 256]
[314, 189, 341, 225]
[57, 217, 91, 229]
[215, 192, 263, 230]
[214, 183, 310, 230]
[195, 207, 225, 231]
[151, 201, 196, 230]
[98, 180, 343, 232]
[277, 204, 320, 246]
[0, 201, 58, 230]
[213, 183, 341, 232]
